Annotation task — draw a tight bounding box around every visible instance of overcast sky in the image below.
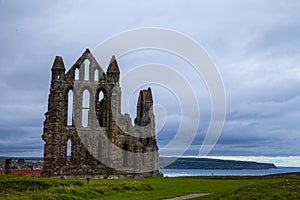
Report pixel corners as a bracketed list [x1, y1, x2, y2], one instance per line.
[0, 1, 300, 165]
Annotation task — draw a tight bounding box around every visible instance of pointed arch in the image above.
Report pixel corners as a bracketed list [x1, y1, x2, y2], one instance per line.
[85, 149, 89, 163]
[96, 88, 107, 127]
[97, 139, 102, 163]
[123, 143, 129, 167]
[94, 69, 99, 81]
[99, 90, 105, 127]
[82, 90, 90, 127]
[99, 90, 104, 100]
[67, 138, 72, 161]
[142, 147, 146, 166]
[84, 59, 90, 81]
[81, 138, 90, 164]
[75, 68, 79, 80]
[67, 90, 73, 126]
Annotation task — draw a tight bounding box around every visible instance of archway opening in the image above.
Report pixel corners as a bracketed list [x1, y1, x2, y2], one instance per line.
[123, 143, 129, 167]
[75, 68, 79, 80]
[82, 90, 90, 127]
[84, 60, 90, 81]
[67, 90, 73, 126]
[97, 140, 102, 164]
[94, 69, 99, 81]
[67, 139, 72, 161]
[98, 91, 106, 127]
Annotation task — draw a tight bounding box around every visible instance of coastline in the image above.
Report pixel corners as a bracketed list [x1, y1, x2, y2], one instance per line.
[160, 166, 300, 177]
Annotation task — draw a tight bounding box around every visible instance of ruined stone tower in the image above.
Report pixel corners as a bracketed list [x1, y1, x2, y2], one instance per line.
[42, 49, 159, 178]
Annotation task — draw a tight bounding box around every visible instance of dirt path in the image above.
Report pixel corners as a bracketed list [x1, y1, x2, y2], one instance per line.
[164, 193, 211, 200]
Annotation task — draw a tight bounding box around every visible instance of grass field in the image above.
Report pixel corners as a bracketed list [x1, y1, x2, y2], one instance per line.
[0, 173, 299, 199]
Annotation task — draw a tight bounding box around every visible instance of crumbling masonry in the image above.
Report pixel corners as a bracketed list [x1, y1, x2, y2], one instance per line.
[42, 49, 159, 178]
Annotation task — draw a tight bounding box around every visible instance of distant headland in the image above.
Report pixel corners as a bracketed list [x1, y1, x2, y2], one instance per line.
[160, 157, 276, 170]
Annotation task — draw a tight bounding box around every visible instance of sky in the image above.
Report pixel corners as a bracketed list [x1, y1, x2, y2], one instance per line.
[0, 1, 300, 166]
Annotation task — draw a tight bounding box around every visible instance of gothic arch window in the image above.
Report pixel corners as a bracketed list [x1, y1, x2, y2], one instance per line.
[99, 90, 104, 100]
[142, 147, 146, 166]
[81, 138, 89, 163]
[84, 59, 90, 81]
[85, 148, 89, 164]
[98, 90, 105, 127]
[133, 145, 138, 169]
[123, 143, 129, 167]
[67, 90, 73, 126]
[94, 69, 99, 81]
[82, 90, 90, 127]
[75, 68, 79, 80]
[97, 140, 102, 163]
[67, 139, 72, 161]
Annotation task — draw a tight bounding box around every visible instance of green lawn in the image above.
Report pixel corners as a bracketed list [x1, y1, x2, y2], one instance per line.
[0, 174, 299, 199]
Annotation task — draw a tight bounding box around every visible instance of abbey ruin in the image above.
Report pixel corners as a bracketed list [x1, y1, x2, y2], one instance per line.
[42, 49, 159, 178]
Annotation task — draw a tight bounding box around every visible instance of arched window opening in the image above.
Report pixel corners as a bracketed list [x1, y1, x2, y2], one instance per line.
[94, 69, 99, 81]
[67, 90, 73, 126]
[142, 147, 145, 166]
[67, 139, 72, 161]
[97, 140, 102, 162]
[75, 68, 79, 80]
[84, 60, 90, 81]
[123, 143, 128, 167]
[85, 149, 89, 163]
[82, 139, 89, 163]
[99, 91, 105, 127]
[99, 91, 104, 100]
[82, 90, 90, 127]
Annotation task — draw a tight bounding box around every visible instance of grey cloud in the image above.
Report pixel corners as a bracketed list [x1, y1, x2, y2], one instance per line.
[246, 22, 300, 58]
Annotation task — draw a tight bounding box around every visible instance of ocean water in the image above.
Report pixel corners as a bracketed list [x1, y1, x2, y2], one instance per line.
[160, 167, 300, 177]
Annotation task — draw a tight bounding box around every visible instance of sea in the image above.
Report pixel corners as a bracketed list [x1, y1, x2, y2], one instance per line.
[160, 167, 300, 177]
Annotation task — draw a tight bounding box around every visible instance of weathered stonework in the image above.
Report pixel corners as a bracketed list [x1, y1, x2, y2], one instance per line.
[42, 49, 159, 178]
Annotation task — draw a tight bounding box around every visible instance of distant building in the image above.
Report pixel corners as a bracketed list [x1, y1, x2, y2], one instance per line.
[0, 158, 42, 176]
[17, 158, 25, 165]
[41, 49, 160, 178]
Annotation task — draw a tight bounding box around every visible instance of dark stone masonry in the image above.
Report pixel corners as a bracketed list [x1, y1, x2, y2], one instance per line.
[42, 49, 160, 178]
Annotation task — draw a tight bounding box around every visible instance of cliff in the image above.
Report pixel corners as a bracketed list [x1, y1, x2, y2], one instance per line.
[160, 157, 276, 169]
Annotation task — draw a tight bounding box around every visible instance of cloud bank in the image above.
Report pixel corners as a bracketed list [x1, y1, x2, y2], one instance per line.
[0, 1, 299, 163]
